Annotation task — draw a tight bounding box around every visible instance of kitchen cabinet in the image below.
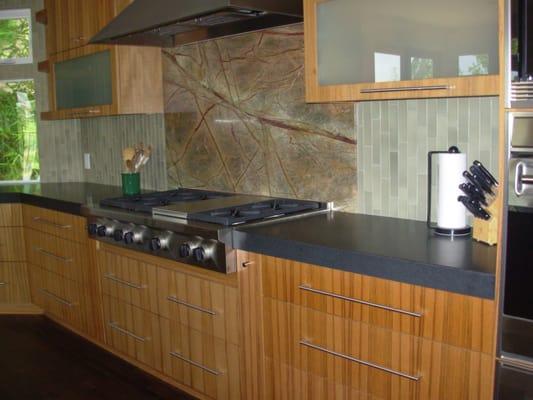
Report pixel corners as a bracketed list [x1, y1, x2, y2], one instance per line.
[40, 0, 162, 120]
[24, 205, 99, 337]
[304, 0, 500, 102]
[44, 0, 131, 56]
[237, 251, 496, 400]
[95, 242, 242, 399]
[102, 294, 163, 372]
[29, 265, 89, 332]
[0, 205, 33, 312]
[41, 44, 163, 120]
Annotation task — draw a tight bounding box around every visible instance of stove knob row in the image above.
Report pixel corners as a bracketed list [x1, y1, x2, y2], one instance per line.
[88, 220, 216, 263]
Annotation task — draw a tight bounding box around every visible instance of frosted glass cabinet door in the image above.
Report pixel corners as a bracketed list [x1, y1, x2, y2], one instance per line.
[54, 50, 113, 110]
[305, 0, 500, 101]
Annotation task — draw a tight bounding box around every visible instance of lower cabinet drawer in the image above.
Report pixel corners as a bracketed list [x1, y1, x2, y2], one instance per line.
[23, 205, 87, 243]
[98, 250, 158, 314]
[160, 317, 241, 400]
[264, 297, 420, 399]
[263, 297, 493, 400]
[0, 227, 26, 261]
[102, 294, 162, 372]
[29, 265, 86, 331]
[26, 229, 87, 283]
[0, 262, 31, 303]
[157, 266, 240, 345]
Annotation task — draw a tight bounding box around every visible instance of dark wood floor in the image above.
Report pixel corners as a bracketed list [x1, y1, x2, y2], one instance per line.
[0, 316, 196, 400]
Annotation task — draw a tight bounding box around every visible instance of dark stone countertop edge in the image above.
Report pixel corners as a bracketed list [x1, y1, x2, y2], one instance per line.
[0, 192, 83, 215]
[233, 230, 495, 299]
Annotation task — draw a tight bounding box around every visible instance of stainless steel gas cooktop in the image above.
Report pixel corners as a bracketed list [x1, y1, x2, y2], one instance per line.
[84, 188, 331, 273]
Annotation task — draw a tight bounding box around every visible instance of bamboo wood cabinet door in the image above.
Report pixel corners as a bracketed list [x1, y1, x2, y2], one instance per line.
[304, 0, 500, 102]
[29, 265, 88, 332]
[0, 205, 31, 307]
[44, 0, 115, 55]
[238, 251, 496, 400]
[0, 263, 31, 304]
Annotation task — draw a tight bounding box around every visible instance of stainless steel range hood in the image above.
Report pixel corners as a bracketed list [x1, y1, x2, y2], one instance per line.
[90, 0, 303, 47]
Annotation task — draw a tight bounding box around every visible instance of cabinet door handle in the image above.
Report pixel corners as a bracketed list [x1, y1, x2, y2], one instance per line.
[104, 273, 146, 289]
[34, 247, 73, 263]
[166, 295, 217, 316]
[70, 109, 101, 117]
[40, 288, 76, 307]
[360, 85, 452, 93]
[298, 284, 422, 317]
[300, 339, 421, 381]
[108, 321, 149, 342]
[32, 216, 72, 229]
[0, 282, 7, 287]
[169, 351, 221, 375]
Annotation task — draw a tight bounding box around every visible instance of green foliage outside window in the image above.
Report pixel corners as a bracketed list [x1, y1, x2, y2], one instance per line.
[0, 16, 30, 61]
[0, 80, 39, 181]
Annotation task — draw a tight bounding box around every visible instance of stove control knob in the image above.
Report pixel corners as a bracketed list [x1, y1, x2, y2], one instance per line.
[150, 237, 161, 251]
[124, 231, 134, 244]
[97, 225, 107, 237]
[132, 225, 151, 244]
[193, 247, 206, 262]
[179, 243, 191, 258]
[113, 229, 124, 241]
[88, 223, 98, 235]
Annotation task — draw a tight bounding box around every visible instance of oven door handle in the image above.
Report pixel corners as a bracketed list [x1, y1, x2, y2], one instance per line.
[515, 161, 533, 196]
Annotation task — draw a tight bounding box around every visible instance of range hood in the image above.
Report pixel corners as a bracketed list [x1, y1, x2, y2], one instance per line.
[90, 0, 303, 47]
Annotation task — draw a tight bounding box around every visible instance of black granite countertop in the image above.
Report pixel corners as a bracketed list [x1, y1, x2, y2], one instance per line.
[0, 182, 497, 299]
[0, 182, 125, 215]
[234, 211, 497, 299]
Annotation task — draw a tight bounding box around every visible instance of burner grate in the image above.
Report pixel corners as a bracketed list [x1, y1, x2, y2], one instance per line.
[100, 188, 232, 213]
[188, 199, 322, 226]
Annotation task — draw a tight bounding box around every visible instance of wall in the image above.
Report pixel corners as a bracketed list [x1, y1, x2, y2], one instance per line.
[80, 114, 167, 191]
[357, 97, 499, 221]
[163, 24, 358, 211]
[0, 0, 84, 182]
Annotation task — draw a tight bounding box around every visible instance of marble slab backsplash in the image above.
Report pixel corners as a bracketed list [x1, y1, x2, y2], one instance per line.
[162, 24, 358, 211]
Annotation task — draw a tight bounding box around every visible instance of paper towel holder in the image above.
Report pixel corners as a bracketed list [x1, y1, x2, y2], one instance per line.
[427, 146, 472, 237]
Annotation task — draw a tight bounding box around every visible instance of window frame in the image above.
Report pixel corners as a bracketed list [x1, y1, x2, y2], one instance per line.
[0, 8, 33, 65]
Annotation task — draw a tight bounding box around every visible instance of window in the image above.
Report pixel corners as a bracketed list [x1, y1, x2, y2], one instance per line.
[0, 80, 39, 181]
[0, 9, 32, 64]
[374, 52, 401, 82]
[0, 8, 38, 182]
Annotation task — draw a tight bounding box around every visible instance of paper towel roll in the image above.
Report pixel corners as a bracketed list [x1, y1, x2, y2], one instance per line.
[437, 153, 467, 229]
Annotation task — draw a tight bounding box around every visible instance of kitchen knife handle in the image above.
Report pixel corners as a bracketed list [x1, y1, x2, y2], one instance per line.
[469, 165, 496, 195]
[458, 196, 491, 220]
[473, 160, 499, 186]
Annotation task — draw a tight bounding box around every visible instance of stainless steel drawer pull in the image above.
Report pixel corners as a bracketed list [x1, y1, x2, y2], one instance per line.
[32, 216, 72, 229]
[34, 247, 73, 263]
[300, 339, 421, 381]
[108, 321, 149, 342]
[40, 288, 75, 307]
[298, 284, 422, 318]
[166, 296, 216, 316]
[360, 85, 451, 94]
[169, 351, 221, 375]
[104, 273, 146, 290]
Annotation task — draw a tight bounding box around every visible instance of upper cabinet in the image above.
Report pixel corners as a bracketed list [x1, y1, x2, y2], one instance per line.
[304, 0, 500, 102]
[40, 0, 162, 120]
[44, 0, 115, 55]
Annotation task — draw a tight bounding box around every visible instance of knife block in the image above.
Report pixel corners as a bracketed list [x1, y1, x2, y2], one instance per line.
[472, 195, 500, 246]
